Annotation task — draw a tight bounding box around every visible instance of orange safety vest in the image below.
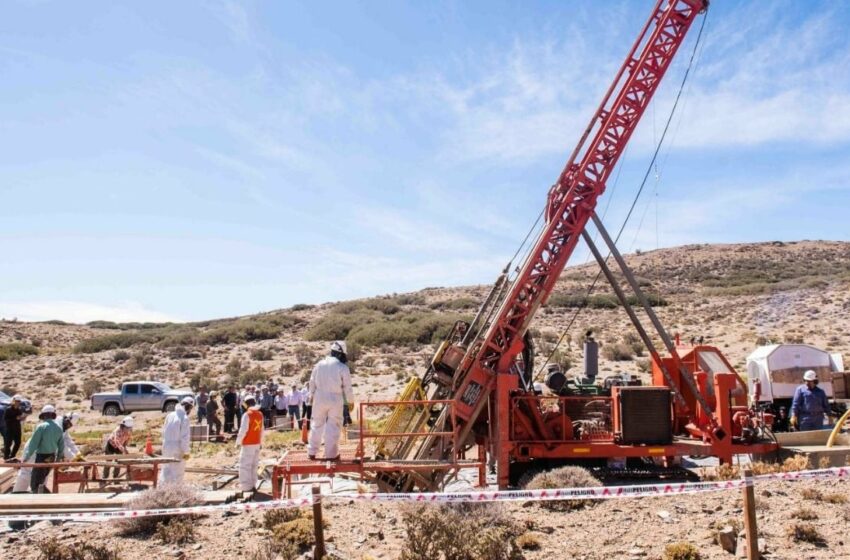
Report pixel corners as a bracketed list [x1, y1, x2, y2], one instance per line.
[242, 408, 264, 445]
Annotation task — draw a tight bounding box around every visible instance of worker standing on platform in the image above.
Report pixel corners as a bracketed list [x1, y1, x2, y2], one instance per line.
[235, 395, 264, 494]
[307, 341, 353, 461]
[160, 396, 193, 484]
[23, 405, 64, 493]
[791, 370, 831, 431]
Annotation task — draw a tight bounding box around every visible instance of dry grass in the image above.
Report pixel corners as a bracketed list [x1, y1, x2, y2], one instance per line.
[824, 493, 848, 505]
[516, 532, 542, 550]
[154, 516, 195, 544]
[524, 466, 601, 511]
[36, 537, 122, 560]
[800, 488, 824, 501]
[662, 542, 701, 560]
[790, 508, 819, 521]
[708, 455, 810, 481]
[399, 503, 522, 560]
[117, 484, 202, 536]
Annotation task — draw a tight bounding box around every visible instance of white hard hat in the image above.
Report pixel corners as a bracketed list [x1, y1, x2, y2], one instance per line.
[11, 394, 22, 402]
[121, 416, 134, 428]
[331, 340, 347, 354]
[40, 404, 56, 415]
[803, 370, 817, 382]
[181, 396, 194, 406]
[65, 412, 81, 424]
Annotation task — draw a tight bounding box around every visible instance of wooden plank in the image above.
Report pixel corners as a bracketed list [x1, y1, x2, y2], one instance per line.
[185, 467, 239, 476]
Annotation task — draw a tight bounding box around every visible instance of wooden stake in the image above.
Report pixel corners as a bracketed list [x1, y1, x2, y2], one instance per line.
[312, 484, 325, 559]
[742, 469, 759, 560]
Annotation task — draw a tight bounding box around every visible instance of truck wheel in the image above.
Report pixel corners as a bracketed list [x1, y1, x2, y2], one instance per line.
[103, 404, 120, 416]
[163, 401, 176, 412]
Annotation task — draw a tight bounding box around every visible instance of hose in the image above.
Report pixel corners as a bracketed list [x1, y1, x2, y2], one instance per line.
[826, 408, 850, 448]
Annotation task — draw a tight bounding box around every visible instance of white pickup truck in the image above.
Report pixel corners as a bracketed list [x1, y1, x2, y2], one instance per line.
[90, 381, 194, 416]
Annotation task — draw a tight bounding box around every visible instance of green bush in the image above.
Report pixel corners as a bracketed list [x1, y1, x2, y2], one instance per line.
[603, 343, 634, 361]
[0, 342, 39, 361]
[74, 314, 301, 354]
[429, 297, 479, 310]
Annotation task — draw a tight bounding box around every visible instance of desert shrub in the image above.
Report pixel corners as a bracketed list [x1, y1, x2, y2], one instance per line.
[0, 342, 39, 361]
[602, 342, 634, 361]
[113, 350, 131, 362]
[663, 542, 701, 560]
[250, 347, 274, 361]
[74, 332, 154, 353]
[787, 522, 824, 544]
[399, 503, 522, 560]
[305, 309, 373, 341]
[269, 510, 324, 556]
[524, 466, 601, 511]
[66, 382, 79, 396]
[393, 294, 426, 306]
[550, 349, 573, 372]
[82, 378, 103, 398]
[800, 488, 823, 501]
[189, 366, 218, 392]
[430, 297, 479, 310]
[124, 348, 154, 372]
[824, 492, 848, 504]
[87, 320, 172, 330]
[117, 484, 202, 536]
[75, 315, 301, 354]
[516, 532, 542, 550]
[289, 303, 314, 311]
[154, 516, 195, 544]
[262, 507, 302, 530]
[36, 537, 122, 560]
[791, 508, 818, 520]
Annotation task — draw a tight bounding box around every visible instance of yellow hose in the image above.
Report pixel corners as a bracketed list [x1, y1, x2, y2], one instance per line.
[826, 408, 850, 448]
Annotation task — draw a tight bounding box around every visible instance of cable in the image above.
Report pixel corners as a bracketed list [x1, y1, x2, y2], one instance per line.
[535, 9, 710, 379]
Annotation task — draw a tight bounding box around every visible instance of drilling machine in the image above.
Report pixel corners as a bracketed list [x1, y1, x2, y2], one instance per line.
[373, 0, 778, 491]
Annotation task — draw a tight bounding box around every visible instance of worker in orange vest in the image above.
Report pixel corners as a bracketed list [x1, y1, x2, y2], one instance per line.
[235, 395, 264, 494]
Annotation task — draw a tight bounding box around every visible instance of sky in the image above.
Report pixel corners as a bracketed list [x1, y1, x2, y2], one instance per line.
[1, 0, 849, 324]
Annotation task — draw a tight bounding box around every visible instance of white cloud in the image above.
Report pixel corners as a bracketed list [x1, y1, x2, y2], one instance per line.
[351, 205, 482, 255]
[0, 301, 182, 324]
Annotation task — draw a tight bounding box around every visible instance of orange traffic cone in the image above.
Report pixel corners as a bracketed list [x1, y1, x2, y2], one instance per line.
[144, 433, 154, 456]
[300, 418, 309, 444]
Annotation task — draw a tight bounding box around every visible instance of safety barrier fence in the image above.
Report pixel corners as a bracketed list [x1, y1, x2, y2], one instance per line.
[0, 466, 846, 523]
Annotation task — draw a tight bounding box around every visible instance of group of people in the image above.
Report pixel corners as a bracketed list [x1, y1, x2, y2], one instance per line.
[5, 404, 83, 493]
[194, 383, 310, 434]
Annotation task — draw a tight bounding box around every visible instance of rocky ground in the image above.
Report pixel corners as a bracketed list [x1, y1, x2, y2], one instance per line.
[1, 240, 849, 559]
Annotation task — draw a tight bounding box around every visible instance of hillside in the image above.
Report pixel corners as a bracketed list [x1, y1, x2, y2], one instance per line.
[2, 240, 850, 560]
[2, 240, 850, 408]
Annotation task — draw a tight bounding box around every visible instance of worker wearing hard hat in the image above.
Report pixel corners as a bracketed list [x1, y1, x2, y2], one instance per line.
[104, 416, 134, 480]
[23, 405, 64, 493]
[790, 370, 831, 431]
[307, 341, 354, 461]
[235, 394, 264, 494]
[13, 412, 83, 492]
[160, 396, 194, 484]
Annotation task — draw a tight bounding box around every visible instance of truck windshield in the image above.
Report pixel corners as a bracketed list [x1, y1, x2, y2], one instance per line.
[154, 383, 171, 392]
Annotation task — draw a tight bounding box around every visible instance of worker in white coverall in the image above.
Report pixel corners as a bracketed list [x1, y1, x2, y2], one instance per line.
[13, 413, 82, 493]
[235, 395, 264, 494]
[160, 396, 193, 484]
[308, 341, 354, 461]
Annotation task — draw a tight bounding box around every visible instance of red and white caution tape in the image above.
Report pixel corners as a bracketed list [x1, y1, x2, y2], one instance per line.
[1, 466, 846, 523]
[0, 497, 312, 523]
[753, 466, 850, 482]
[335, 479, 750, 504]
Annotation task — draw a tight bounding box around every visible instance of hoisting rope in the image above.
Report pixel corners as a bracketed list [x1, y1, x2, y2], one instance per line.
[534, 7, 710, 380]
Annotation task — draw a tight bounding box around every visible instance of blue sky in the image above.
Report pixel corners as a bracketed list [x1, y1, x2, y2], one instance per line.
[2, 0, 849, 323]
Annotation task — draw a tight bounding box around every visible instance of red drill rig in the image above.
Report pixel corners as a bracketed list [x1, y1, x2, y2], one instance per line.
[271, 0, 779, 497]
[374, 0, 778, 491]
